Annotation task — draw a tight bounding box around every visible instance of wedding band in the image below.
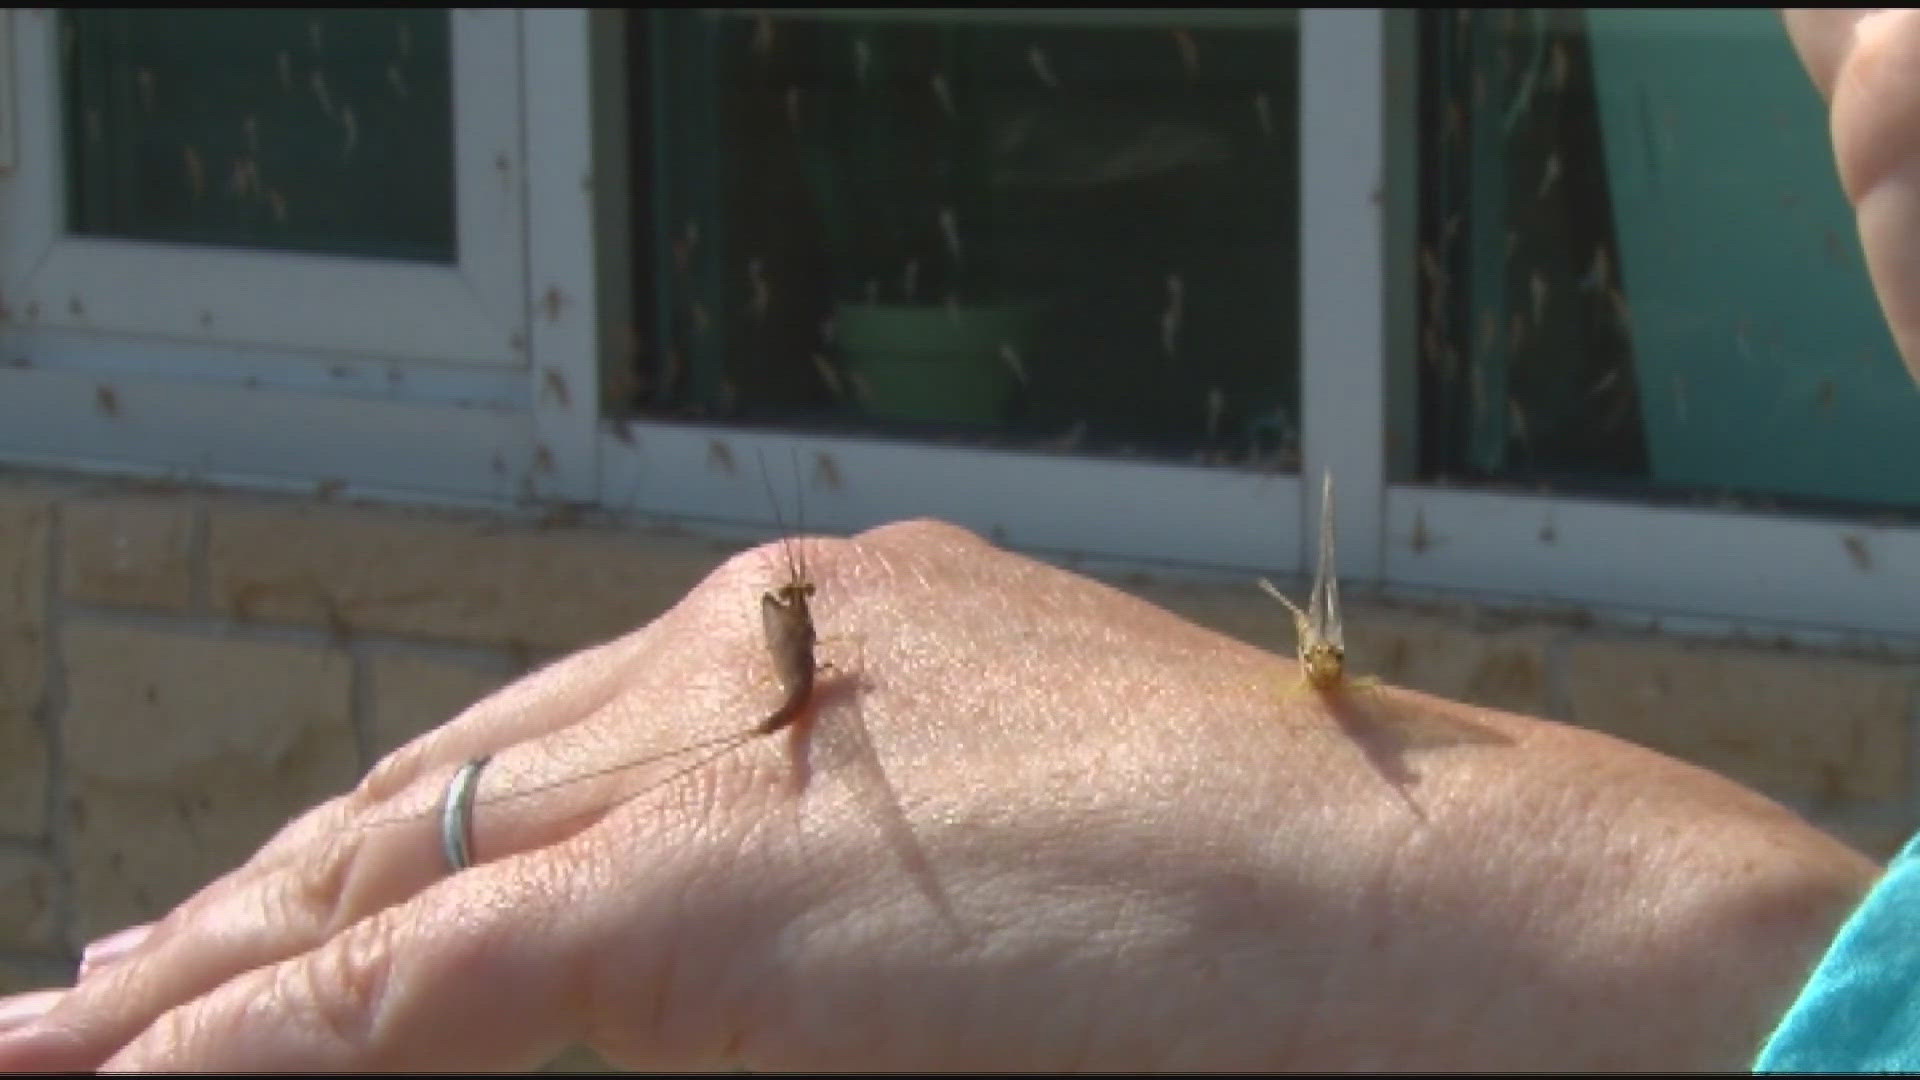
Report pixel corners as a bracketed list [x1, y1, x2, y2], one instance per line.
[440, 754, 491, 874]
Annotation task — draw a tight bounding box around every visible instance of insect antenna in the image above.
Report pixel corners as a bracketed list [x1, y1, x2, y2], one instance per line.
[349, 721, 773, 836]
[755, 448, 806, 588]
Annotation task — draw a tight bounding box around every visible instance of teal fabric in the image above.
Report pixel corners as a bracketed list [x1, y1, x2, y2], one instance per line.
[1755, 830, 1920, 1071]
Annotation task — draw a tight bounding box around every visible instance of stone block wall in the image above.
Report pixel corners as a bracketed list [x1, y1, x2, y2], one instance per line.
[0, 471, 732, 1002]
[2, 465, 1915, 1028]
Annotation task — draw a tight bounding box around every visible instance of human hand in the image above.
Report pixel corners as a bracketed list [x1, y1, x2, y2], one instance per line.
[0, 520, 1873, 1070]
[1784, 9, 1920, 382]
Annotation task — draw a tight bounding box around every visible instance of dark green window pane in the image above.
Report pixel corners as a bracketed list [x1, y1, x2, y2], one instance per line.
[632, 12, 1300, 468]
[64, 10, 454, 263]
[1418, 9, 1920, 516]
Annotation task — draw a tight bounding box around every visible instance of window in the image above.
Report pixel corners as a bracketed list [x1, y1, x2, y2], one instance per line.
[1394, 9, 1920, 637]
[63, 10, 455, 262]
[602, 9, 1320, 571]
[628, 10, 1300, 471]
[2, 9, 1914, 641]
[0, 10, 547, 502]
[1416, 9, 1920, 517]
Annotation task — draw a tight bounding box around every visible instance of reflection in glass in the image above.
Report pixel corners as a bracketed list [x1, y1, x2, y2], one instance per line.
[65, 10, 455, 263]
[630, 11, 1300, 469]
[1418, 9, 1920, 516]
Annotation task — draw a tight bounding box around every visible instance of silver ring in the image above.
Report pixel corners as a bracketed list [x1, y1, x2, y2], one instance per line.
[440, 754, 491, 874]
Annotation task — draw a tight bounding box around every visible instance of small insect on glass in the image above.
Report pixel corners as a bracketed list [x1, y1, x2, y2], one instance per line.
[1260, 469, 1350, 693]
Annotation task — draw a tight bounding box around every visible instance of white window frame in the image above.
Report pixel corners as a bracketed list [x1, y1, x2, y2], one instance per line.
[1337, 8, 1920, 643]
[2, 8, 1917, 645]
[594, 7, 1310, 578]
[0, 9, 590, 504]
[597, 8, 1920, 643]
[3, 9, 522, 364]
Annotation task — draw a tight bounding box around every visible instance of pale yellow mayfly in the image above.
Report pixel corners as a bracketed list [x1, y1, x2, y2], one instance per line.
[1259, 474, 1511, 781]
[1260, 469, 1350, 693]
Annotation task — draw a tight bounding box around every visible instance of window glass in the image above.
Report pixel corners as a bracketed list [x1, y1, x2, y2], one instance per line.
[1416, 9, 1920, 516]
[64, 10, 454, 263]
[628, 11, 1300, 470]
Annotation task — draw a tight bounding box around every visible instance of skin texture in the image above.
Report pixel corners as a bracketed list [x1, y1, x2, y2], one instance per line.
[0, 7, 1909, 1071]
[0, 524, 1878, 1070]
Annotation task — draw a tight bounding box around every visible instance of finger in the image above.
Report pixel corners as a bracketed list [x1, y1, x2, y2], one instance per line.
[353, 623, 659, 808]
[192, 633, 651, 894]
[79, 922, 156, 982]
[1782, 9, 1876, 101]
[10, 539, 817, 1070]
[102, 835, 609, 1071]
[13, 653, 793, 1071]
[230, 541, 779, 882]
[358, 538, 797, 801]
[1857, 160, 1920, 383]
[1822, 9, 1920, 381]
[1823, 9, 1920, 200]
[99, 776, 765, 1073]
[61, 631, 658, 999]
[0, 990, 62, 1035]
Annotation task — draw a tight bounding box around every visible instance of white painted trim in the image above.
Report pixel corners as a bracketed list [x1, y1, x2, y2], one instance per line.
[600, 422, 1306, 576]
[0, 366, 528, 500]
[521, 9, 599, 501]
[0, 327, 525, 407]
[1299, 8, 1387, 584]
[9, 241, 515, 362]
[1387, 485, 1920, 640]
[0, 10, 526, 368]
[448, 10, 529, 363]
[752, 9, 1301, 29]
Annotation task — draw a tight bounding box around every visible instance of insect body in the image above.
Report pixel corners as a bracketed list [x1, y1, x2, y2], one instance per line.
[758, 576, 819, 731]
[754, 449, 824, 733]
[351, 455, 831, 840]
[1260, 469, 1349, 693]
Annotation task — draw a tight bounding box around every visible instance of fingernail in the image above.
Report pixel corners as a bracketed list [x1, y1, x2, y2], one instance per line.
[0, 988, 61, 1033]
[79, 922, 154, 981]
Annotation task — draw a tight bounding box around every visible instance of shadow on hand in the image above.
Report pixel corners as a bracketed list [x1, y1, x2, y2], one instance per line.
[1313, 683, 1514, 821]
[808, 663, 966, 943]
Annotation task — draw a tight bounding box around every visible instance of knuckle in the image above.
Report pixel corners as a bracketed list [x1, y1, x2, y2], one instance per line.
[708, 541, 784, 594]
[250, 792, 354, 869]
[277, 911, 398, 1052]
[263, 823, 357, 939]
[857, 516, 989, 551]
[359, 739, 429, 805]
[714, 536, 827, 596]
[132, 998, 200, 1065]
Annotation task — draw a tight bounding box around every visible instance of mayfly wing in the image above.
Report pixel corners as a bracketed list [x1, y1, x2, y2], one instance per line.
[1310, 469, 1343, 652]
[350, 719, 768, 837]
[753, 448, 821, 734]
[349, 455, 827, 842]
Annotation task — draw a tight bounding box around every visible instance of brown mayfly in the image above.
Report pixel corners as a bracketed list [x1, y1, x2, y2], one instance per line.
[348, 452, 833, 850]
[751, 448, 826, 734]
